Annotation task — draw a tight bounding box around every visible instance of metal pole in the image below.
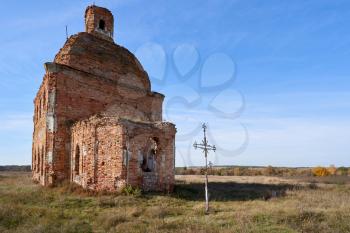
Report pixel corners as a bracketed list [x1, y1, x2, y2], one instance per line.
[193, 123, 216, 214]
[205, 150, 209, 213]
[203, 125, 209, 213]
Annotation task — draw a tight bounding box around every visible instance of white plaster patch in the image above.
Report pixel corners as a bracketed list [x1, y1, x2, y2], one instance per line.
[47, 115, 55, 132]
[137, 150, 143, 164]
[48, 90, 56, 112]
[47, 151, 53, 163]
[83, 145, 87, 157]
[47, 90, 56, 132]
[123, 149, 127, 166]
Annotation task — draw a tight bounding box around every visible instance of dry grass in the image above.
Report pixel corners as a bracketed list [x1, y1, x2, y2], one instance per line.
[1, 172, 350, 232]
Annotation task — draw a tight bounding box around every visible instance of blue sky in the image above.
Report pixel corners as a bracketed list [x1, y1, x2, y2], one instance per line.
[1, 0, 349, 167]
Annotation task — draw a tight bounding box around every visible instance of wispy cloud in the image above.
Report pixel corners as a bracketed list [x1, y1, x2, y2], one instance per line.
[0, 113, 33, 131]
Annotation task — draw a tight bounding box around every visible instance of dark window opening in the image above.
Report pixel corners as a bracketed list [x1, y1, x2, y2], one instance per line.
[39, 99, 41, 117]
[99, 20, 105, 30]
[41, 147, 44, 175]
[152, 137, 159, 144]
[75, 145, 80, 175]
[35, 149, 38, 172]
[43, 91, 46, 110]
[141, 149, 155, 172]
[32, 151, 35, 171]
[38, 149, 40, 173]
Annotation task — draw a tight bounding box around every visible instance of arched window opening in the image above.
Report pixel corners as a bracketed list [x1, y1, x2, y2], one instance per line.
[35, 150, 38, 172]
[148, 149, 155, 171]
[99, 19, 105, 30]
[41, 147, 44, 175]
[33, 150, 36, 172]
[40, 147, 45, 175]
[39, 99, 41, 117]
[75, 145, 80, 175]
[141, 149, 155, 172]
[36, 149, 39, 172]
[141, 154, 147, 172]
[43, 91, 46, 111]
[37, 149, 40, 173]
[35, 149, 37, 172]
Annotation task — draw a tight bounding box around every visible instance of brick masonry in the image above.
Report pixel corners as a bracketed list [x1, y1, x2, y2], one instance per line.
[32, 5, 176, 192]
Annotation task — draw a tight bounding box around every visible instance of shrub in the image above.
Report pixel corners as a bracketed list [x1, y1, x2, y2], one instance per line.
[327, 165, 337, 175]
[312, 167, 330, 177]
[336, 167, 348, 176]
[121, 184, 141, 196]
[232, 167, 241, 176]
[199, 168, 206, 175]
[263, 166, 276, 176]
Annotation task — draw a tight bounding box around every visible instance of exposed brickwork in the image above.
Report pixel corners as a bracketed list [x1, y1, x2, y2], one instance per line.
[32, 5, 176, 192]
[85, 5, 114, 42]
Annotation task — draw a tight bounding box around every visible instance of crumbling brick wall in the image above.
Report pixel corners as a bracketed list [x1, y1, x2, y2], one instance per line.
[32, 5, 176, 192]
[70, 117, 124, 191]
[70, 117, 175, 192]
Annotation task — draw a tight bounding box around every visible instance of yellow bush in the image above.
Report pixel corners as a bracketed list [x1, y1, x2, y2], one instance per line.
[312, 167, 330, 177]
[327, 165, 337, 175]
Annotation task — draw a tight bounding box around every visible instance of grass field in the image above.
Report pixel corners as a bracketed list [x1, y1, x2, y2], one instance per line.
[1, 172, 350, 233]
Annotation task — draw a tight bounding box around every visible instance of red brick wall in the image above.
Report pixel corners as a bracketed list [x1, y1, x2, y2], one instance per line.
[85, 5, 114, 41]
[70, 118, 124, 191]
[32, 77, 48, 185]
[39, 62, 164, 183]
[70, 117, 176, 192]
[32, 5, 176, 192]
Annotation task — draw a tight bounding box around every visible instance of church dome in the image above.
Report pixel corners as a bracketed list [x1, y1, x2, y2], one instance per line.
[53, 6, 151, 91]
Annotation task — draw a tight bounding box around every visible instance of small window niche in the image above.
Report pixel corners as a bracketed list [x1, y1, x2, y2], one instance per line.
[99, 19, 105, 30]
[75, 145, 80, 175]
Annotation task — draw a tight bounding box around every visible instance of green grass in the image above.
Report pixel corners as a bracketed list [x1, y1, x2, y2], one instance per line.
[1, 172, 350, 233]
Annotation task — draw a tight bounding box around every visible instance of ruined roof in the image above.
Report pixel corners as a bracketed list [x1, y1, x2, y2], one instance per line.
[54, 32, 151, 91]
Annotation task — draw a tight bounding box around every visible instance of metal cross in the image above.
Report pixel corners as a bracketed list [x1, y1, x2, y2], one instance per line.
[193, 123, 216, 213]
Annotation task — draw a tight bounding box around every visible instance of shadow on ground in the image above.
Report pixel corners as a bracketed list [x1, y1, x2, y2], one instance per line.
[173, 181, 302, 201]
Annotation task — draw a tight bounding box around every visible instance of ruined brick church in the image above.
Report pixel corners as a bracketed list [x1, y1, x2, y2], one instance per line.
[32, 5, 176, 192]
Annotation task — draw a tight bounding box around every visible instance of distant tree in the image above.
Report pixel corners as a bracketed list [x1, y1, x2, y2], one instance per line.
[263, 166, 276, 176]
[336, 167, 348, 176]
